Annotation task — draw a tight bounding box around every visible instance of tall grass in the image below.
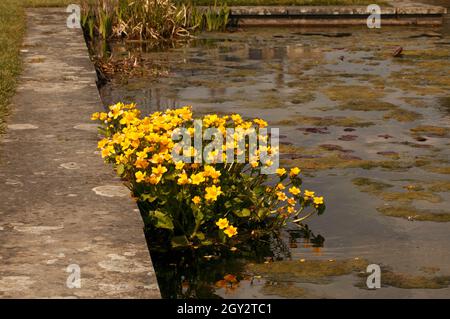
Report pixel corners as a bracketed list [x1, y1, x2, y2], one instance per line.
[188, 1, 230, 32]
[81, 0, 191, 40]
[80, 0, 230, 41]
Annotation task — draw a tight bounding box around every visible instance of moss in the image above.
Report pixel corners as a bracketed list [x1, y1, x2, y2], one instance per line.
[382, 271, 450, 289]
[290, 92, 315, 105]
[387, 64, 450, 95]
[380, 191, 442, 204]
[438, 96, 450, 113]
[383, 109, 422, 122]
[338, 99, 398, 112]
[273, 116, 374, 127]
[377, 206, 450, 222]
[261, 282, 307, 298]
[352, 177, 393, 194]
[402, 97, 428, 108]
[247, 258, 369, 284]
[428, 181, 450, 193]
[403, 184, 424, 192]
[377, 151, 400, 160]
[245, 93, 285, 109]
[402, 49, 450, 59]
[323, 85, 384, 102]
[423, 166, 450, 175]
[420, 267, 440, 275]
[410, 125, 450, 138]
[281, 144, 414, 171]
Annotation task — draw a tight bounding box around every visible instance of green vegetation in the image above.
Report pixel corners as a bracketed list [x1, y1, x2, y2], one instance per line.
[0, 0, 74, 131]
[0, 0, 24, 130]
[80, 0, 230, 41]
[377, 206, 450, 222]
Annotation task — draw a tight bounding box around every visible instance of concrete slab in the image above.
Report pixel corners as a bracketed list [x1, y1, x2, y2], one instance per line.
[0, 8, 160, 298]
[218, 1, 448, 26]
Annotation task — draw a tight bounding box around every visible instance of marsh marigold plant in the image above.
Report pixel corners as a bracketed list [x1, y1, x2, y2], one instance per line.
[92, 103, 325, 248]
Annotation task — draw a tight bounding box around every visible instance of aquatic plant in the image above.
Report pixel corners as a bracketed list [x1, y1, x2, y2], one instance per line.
[92, 103, 325, 248]
[80, 0, 231, 41]
[80, 0, 191, 40]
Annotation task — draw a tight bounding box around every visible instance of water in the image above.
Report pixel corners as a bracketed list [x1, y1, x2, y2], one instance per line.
[98, 11, 450, 298]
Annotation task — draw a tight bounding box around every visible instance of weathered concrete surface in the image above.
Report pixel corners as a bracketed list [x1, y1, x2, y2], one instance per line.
[0, 8, 160, 298]
[217, 1, 447, 26]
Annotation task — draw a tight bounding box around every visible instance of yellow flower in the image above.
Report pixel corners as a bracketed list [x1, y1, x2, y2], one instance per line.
[99, 112, 108, 121]
[135, 157, 149, 169]
[147, 174, 161, 185]
[224, 225, 238, 238]
[290, 167, 301, 177]
[276, 168, 286, 176]
[265, 160, 273, 167]
[216, 218, 229, 229]
[287, 206, 295, 214]
[152, 164, 167, 176]
[177, 172, 190, 185]
[108, 103, 124, 119]
[135, 171, 146, 183]
[287, 197, 296, 206]
[101, 145, 115, 158]
[276, 191, 287, 201]
[304, 190, 315, 198]
[192, 196, 201, 205]
[191, 172, 205, 185]
[91, 112, 100, 120]
[289, 186, 301, 196]
[98, 139, 108, 149]
[231, 114, 243, 124]
[313, 196, 324, 206]
[205, 185, 223, 202]
[119, 111, 137, 125]
[204, 165, 221, 179]
[175, 161, 185, 170]
[253, 118, 268, 128]
[250, 161, 259, 168]
[276, 183, 285, 190]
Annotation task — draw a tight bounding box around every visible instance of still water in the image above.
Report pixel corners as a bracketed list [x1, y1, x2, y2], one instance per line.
[98, 9, 450, 298]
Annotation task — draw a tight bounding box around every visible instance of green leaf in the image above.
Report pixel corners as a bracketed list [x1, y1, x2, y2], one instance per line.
[201, 239, 213, 246]
[194, 232, 205, 240]
[149, 210, 174, 230]
[192, 208, 204, 225]
[257, 208, 269, 219]
[171, 235, 189, 248]
[234, 208, 251, 218]
[141, 193, 158, 203]
[116, 164, 125, 176]
[233, 197, 243, 205]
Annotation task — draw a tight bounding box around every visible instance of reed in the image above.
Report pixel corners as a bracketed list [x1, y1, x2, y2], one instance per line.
[80, 0, 231, 41]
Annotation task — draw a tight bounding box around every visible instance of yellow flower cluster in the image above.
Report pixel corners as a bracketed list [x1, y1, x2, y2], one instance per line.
[92, 103, 325, 247]
[93, 103, 284, 205]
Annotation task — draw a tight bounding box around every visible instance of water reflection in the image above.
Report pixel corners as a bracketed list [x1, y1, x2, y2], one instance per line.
[149, 226, 324, 299]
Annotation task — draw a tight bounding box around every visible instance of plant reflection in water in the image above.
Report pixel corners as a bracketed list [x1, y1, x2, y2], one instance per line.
[148, 224, 324, 299]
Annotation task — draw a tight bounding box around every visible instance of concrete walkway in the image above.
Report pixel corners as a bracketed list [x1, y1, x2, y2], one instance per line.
[0, 8, 160, 298]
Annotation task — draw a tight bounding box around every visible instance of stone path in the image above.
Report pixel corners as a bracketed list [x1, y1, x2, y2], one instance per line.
[0, 8, 160, 298]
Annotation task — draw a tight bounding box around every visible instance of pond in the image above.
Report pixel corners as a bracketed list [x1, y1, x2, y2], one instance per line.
[96, 12, 450, 298]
